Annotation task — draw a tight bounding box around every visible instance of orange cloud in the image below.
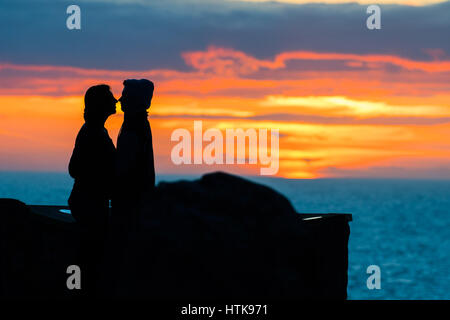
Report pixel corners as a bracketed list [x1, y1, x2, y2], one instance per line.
[182, 46, 450, 75]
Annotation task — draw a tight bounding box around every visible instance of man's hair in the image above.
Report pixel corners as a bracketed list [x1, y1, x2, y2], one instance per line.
[122, 79, 154, 112]
[84, 84, 111, 120]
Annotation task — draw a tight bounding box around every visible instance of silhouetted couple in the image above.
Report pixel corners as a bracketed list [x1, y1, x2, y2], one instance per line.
[68, 79, 155, 296]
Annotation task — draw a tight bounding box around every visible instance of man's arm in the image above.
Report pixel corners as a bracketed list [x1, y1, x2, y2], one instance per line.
[116, 131, 140, 181]
[147, 126, 156, 188]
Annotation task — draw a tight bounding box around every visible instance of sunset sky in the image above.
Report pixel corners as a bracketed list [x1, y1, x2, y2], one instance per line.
[1, 0, 449, 178]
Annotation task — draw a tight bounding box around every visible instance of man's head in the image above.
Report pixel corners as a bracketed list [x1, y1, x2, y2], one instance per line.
[84, 84, 117, 122]
[119, 79, 154, 113]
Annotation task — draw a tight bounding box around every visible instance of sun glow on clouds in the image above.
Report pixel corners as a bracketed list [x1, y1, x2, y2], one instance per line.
[261, 96, 450, 118]
[1, 45, 450, 178]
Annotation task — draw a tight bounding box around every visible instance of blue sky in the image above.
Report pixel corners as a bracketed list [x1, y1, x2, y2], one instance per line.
[1, 0, 449, 70]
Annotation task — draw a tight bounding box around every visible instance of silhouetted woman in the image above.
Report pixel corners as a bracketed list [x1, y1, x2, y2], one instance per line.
[68, 84, 117, 295]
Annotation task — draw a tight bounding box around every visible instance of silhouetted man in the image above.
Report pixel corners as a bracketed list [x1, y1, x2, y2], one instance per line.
[113, 79, 155, 232]
[107, 80, 155, 295]
[68, 84, 117, 296]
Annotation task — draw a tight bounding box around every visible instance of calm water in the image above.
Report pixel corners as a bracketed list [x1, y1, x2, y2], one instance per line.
[1, 171, 449, 300]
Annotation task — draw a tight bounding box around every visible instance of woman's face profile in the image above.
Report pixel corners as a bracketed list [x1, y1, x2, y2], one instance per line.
[106, 90, 118, 116]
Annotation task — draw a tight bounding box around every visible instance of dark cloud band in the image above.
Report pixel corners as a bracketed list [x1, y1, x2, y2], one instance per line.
[1, 0, 449, 70]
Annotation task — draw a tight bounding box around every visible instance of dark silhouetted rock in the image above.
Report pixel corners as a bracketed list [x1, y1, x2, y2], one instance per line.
[0, 172, 351, 300]
[0, 199, 80, 299]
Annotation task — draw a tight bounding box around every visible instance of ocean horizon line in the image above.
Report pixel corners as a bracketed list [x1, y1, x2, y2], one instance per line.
[1, 170, 450, 182]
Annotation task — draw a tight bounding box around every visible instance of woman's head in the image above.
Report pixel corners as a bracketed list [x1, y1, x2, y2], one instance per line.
[84, 84, 117, 122]
[119, 79, 154, 113]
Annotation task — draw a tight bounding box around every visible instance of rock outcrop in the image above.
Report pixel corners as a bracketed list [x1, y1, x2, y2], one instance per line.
[0, 172, 351, 299]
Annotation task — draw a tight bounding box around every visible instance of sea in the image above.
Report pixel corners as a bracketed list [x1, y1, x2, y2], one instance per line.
[0, 171, 449, 300]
